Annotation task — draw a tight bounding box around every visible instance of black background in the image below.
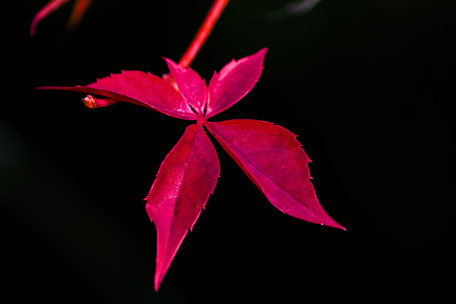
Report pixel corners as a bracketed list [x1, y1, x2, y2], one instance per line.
[2, 0, 455, 303]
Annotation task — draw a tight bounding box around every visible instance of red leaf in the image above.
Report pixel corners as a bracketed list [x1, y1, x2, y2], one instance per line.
[145, 123, 220, 290]
[37, 71, 197, 120]
[37, 47, 346, 291]
[165, 58, 207, 116]
[206, 119, 345, 230]
[205, 48, 267, 118]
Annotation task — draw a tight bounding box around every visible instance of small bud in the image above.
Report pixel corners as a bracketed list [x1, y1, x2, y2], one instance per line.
[82, 95, 118, 108]
[83, 95, 97, 108]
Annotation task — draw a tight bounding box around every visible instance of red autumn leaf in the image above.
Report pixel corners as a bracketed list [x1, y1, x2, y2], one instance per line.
[206, 48, 266, 118]
[145, 123, 220, 290]
[38, 48, 344, 290]
[37, 71, 197, 120]
[206, 119, 345, 229]
[30, 0, 93, 35]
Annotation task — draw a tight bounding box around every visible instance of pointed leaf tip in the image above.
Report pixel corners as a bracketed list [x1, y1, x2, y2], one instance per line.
[206, 119, 344, 230]
[146, 124, 220, 290]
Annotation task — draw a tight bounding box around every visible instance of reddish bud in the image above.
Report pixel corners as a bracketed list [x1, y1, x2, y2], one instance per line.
[82, 95, 118, 108]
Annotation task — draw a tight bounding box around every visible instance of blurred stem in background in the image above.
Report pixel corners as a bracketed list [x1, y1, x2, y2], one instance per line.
[30, 0, 93, 35]
[30, 0, 228, 68]
[67, 0, 93, 30]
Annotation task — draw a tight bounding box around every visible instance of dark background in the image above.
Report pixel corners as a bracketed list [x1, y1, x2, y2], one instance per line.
[2, 0, 454, 303]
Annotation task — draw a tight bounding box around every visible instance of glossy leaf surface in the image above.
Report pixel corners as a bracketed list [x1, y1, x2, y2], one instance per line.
[205, 48, 267, 118]
[145, 123, 220, 290]
[37, 71, 197, 120]
[206, 119, 345, 230]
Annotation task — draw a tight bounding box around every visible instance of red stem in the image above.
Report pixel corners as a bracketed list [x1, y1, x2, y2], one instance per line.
[178, 0, 229, 68]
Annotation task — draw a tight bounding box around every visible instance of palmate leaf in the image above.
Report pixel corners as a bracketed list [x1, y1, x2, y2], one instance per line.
[37, 48, 344, 290]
